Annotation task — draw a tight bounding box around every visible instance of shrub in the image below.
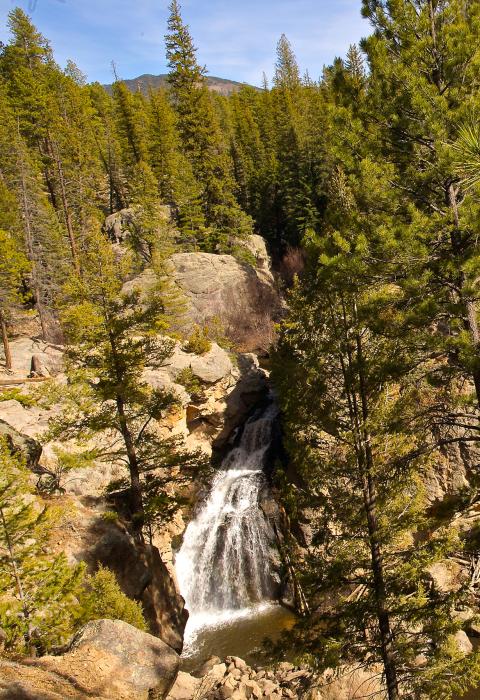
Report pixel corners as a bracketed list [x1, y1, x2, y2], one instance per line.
[79, 566, 147, 631]
[184, 325, 212, 355]
[176, 366, 202, 397]
[0, 387, 35, 407]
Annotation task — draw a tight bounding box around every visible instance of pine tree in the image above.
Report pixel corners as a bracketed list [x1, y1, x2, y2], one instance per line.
[0, 82, 66, 341]
[361, 0, 480, 412]
[274, 34, 301, 91]
[0, 439, 85, 654]
[53, 228, 206, 541]
[165, 0, 253, 250]
[0, 230, 30, 370]
[273, 148, 480, 698]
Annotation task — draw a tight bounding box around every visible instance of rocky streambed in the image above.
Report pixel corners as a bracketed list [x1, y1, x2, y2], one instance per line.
[167, 655, 382, 700]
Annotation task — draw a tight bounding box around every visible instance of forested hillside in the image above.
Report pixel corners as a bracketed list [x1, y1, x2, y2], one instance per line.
[2, 0, 480, 698]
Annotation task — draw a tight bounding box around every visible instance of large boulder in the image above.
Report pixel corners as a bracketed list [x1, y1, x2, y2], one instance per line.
[162, 342, 234, 384]
[0, 417, 42, 468]
[0, 337, 63, 376]
[166, 671, 201, 700]
[34, 619, 179, 700]
[170, 252, 281, 352]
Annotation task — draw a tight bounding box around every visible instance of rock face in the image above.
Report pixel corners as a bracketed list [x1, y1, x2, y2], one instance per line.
[0, 336, 63, 376]
[0, 417, 42, 468]
[170, 252, 281, 353]
[48, 502, 187, 653]
[0, 619, 179, 700]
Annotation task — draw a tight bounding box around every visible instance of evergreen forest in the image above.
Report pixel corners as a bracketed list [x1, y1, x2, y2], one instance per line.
[2, 2, 480, 699]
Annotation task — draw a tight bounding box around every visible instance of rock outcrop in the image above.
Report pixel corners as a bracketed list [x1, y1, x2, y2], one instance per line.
[0, 416, 42, 468]
[0, 336, 63, 377]
[170, 252, 281, 353]
[0, 619, 179, 700]
[122, 249, 282, 354]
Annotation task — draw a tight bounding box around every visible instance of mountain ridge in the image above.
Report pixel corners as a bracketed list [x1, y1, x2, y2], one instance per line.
[103, 73, 259, 96]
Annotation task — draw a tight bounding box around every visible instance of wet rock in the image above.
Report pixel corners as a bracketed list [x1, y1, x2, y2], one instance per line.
[196, 656, 223, 677]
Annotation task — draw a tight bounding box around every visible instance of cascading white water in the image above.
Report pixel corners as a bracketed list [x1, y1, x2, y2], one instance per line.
[175, 403, 278, 649]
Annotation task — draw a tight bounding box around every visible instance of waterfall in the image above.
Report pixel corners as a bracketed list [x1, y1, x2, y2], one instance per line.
[175, 402, 278, 646]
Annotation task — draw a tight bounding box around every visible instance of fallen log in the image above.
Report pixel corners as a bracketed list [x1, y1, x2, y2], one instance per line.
[0, 377, 50, 386]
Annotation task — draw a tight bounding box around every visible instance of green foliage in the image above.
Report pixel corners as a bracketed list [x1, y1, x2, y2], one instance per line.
[78, 566, 146, 632]
[184, 325, 212, 355]
[0, 439, 85, 654]
[175, 366, 202, 397]
[101, 510, 119, 523]
[0, 388, 35, 407]
[51, 227, 208, 541]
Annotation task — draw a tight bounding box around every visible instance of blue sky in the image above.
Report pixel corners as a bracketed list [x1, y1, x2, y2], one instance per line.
[0, 0, 370, 86]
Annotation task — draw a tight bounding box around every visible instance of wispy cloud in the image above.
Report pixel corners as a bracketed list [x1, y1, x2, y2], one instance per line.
[0, 0, 370, 85]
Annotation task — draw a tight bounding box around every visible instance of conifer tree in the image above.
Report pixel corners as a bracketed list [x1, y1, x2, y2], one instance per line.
[0, 440, 84, 654]
[0, 230, 29, 370]
[54, 228, 206, 541]
[165, 0, 253, 249]
[274, 34, 301, 91]
[361, 0, 480, 412]
[273, 149, 480, 698]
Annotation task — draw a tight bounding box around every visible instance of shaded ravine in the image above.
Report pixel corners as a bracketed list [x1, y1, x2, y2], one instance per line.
[175, 402, 284, 658]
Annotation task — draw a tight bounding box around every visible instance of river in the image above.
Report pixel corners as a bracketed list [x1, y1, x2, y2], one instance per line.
[175, 402, 291, 666]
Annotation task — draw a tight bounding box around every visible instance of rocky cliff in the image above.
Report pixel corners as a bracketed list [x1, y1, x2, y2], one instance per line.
[0, 237, 281, 698]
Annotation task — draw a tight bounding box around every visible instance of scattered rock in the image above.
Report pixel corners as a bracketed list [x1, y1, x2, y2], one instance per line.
[195, 656, 223, 677]
[425, 561, 464, 594]
[166, 671, 201, 700]
[454, 630, 473, 655]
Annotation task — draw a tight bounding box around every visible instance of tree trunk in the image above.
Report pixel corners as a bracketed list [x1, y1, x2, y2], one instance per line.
[0, 309, 12, 371]
[355, 329, 400, 700]
[448, 183, 480, 410]
[50, 138, 80, 274]
[107, 330, 145, 542]
[361, 464, 399, 700]
[16, 124, 49, 341]
[0, 506, 32, 649]
[115, 393, 145, 542]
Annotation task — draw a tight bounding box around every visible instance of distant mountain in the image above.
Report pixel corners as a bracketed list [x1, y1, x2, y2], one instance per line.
[103, 74, 258, 96]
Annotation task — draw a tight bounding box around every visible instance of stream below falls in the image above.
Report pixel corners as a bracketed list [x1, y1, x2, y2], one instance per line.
[174, 404, 480, 696]
[175, 402, 294, 669]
